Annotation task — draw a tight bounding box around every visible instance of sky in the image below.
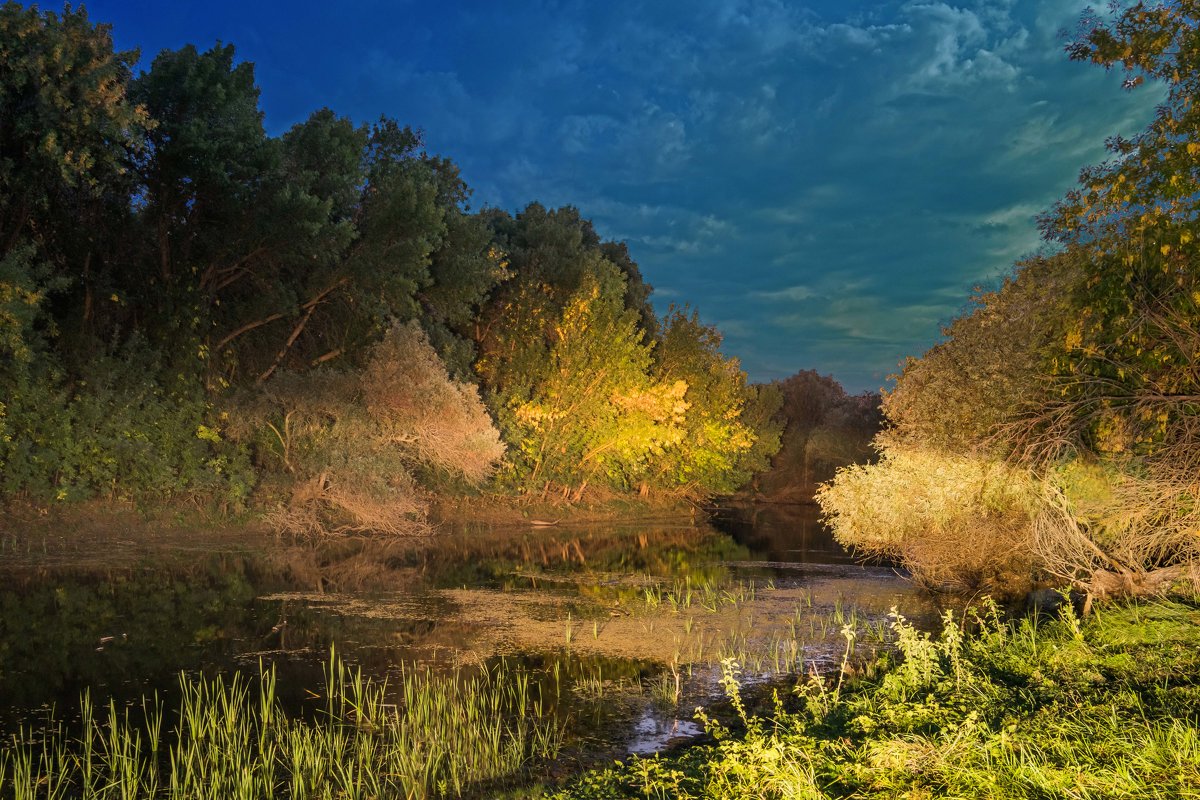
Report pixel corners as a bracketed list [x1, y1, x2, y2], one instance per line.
[86, 0, 1158, 393]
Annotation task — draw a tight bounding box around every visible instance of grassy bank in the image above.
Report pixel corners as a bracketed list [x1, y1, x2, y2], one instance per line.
[550, 598, 1200, 799]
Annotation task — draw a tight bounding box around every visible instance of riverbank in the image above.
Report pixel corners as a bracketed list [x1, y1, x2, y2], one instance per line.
[0, 490, 704, 545]
[546, 597, 1200, 799]
[429, 492, 705, 528]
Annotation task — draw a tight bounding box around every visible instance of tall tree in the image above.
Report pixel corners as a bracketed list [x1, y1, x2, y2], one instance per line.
[1034, 2, 1200, 460]
[0, 2, 146, 339]
[502, 257, 672, 494]
[132, 43, 272, 305]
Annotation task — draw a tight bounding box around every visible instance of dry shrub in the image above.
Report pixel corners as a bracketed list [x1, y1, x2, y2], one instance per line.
[362, 321, 505, 483]
[229, 323, 504, 535]
[264, 467, 430, 537]
[816, 440, 1040, 596]
[1031, 460, 1200, 599]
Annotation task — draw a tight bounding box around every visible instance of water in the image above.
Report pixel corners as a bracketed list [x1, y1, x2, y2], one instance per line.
[0, 503, 936, 762]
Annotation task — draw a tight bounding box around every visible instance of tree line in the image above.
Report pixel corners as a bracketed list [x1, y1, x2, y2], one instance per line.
[819, 1, 1200, 603]
[0, 3, 795, 531]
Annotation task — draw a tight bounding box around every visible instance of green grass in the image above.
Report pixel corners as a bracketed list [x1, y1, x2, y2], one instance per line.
[0, 652, 565, 799]
[640, 577, 767, 614]
[552, 598, 1200, 799]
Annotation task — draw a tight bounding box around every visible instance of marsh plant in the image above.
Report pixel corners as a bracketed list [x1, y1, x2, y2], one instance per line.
[641, 577, 764, 614]
[0, 653, 564, 799]
[557, 599, 1200, 799]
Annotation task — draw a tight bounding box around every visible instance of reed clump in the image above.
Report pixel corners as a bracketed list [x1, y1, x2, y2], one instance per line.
[0, 654, 563, 799]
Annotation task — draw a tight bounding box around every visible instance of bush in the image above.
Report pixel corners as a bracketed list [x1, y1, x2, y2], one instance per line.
[557, 599, 1200, 800]
[816, 439, 1040, 596]
[232, 322, 504, 534]
[362, 321, 504, 483]
[0, 336, 253, 506]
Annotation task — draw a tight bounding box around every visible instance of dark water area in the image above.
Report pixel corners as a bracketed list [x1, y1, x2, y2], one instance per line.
[0, 504, 936, 760]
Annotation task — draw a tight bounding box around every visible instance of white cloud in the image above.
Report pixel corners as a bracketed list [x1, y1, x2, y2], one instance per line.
[896, 2, 1025, 93]
[975, 200, 1042, 227]
[750, 284, 816, 302]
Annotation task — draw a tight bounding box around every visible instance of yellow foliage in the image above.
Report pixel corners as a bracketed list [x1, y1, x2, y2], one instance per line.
[611, 380, 689, 424]
[817, 442, 1040, 595]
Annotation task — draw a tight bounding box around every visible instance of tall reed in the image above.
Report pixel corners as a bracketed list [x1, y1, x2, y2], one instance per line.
[0, 654, 564, 799]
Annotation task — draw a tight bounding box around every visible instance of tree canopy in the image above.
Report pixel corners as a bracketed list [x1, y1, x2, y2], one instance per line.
[0, 2, 780, 520]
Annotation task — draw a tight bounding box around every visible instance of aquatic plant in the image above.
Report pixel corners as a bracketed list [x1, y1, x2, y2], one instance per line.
[0, 653, 564, 799]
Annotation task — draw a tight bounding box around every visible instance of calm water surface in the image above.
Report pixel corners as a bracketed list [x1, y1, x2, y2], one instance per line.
[0, 504, 936, 759]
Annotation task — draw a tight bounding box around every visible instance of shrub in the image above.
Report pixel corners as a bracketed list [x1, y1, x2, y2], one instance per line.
[232, 322, 504, 534]
[362, 321, 504, 483]
[0, 335, 253, 506]
[816, 439, 1040, 597]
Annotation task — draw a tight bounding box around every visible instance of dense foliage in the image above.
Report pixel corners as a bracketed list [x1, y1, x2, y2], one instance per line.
[0, 3, 781, 526]
[820, 2, 1200, 601]
[556, 600, 1200, 799]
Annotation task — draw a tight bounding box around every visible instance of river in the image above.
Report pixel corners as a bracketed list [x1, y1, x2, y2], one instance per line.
[0, 503, 937, 774]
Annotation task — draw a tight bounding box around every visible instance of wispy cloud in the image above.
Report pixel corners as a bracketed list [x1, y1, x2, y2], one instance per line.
[90, 0, 1166, 392]
[750, 285, 816, 302]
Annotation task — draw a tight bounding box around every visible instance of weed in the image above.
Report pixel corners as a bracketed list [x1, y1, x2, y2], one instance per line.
[552, 599, 1200, 800]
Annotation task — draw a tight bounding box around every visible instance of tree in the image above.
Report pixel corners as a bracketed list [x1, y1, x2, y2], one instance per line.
[649, 307, 778, 495]
[132, 43, 273, 301]
[752, 371, 879, 502]
[886, 252, 1075, 458]
[1031, 2, 1200, 461]
[0, 2, 147, 339]
[474, 204, 640, 412]
[501, 257, 670, 494]
[208, 107, 365, 382]
[821, 4, 1200, 600]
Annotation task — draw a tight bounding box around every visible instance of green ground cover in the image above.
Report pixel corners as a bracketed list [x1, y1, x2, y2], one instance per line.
[553, 599, 1200, 800]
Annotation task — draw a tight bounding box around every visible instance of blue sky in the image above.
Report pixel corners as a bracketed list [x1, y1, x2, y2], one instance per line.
[87, 0, 1157, 392]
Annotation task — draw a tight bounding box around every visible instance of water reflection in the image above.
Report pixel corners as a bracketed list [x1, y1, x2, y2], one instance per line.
[0, 506, 936, 756]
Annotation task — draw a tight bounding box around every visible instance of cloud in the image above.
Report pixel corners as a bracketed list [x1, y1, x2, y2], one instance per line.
[750, 285, 816, 302]
[93, 0, 1166, 393]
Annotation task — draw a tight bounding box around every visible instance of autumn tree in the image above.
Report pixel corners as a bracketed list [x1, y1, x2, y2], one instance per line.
[495, 257, 670, 495]
[1029, 2, 1200, 464]
[649, 308, 780, 496]
[475, 205, 778, 499]
[822, 3, 1200, 600]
